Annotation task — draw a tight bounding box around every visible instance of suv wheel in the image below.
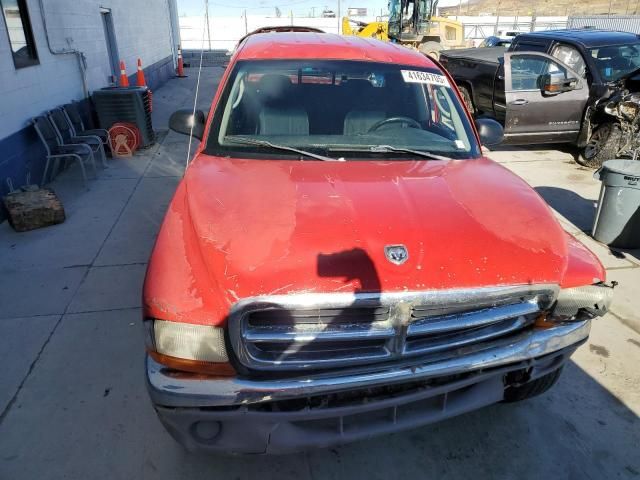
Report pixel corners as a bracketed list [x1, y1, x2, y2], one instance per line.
[458, 86, 476, 116]
[503, 367, 563, 403]
[579, 122, 622, 168]
[419, 41, 442, 60]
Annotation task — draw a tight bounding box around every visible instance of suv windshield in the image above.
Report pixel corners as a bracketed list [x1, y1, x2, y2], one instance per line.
[206, 60, 480, 160]
[589, 43, 640, 82]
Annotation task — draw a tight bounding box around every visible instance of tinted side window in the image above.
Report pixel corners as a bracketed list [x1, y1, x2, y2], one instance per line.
[552, 44, 587, 78]
[510, 55, 569, 91]
[513, 41, 548, 53]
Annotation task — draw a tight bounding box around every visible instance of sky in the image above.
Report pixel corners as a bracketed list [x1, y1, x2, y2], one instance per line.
[176, 0, 462, 17]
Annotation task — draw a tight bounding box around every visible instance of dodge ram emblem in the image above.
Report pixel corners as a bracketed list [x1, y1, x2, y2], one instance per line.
[385, 245, 408, 265]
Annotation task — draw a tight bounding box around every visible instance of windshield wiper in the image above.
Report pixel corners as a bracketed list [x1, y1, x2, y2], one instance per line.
[329, 144, 453, 161]
[224, 136, 344, 162]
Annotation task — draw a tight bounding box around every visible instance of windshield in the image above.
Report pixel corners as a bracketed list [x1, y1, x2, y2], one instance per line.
[589, 43, 640, 82]
[206, 60, 480, 160]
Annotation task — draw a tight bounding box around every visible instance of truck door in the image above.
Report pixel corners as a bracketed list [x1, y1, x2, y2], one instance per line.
[502, 52, 589, 145]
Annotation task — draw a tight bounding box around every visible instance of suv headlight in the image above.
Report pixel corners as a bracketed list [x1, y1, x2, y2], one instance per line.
[145, 319, 234, 375]
[551, 284, 614, 320]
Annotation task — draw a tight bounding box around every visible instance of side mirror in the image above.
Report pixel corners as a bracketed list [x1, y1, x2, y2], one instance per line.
[169, 109, 206, 139]
[541, 73, 578, 95]
[475, 118, 504, 147]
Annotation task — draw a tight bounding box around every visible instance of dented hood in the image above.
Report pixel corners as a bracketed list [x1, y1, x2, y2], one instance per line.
[181, 156, 568, 302]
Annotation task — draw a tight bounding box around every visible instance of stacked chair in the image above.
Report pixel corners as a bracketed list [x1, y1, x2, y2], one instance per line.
[48, 108, 107, 168]
[32, 116, 97, 188]
[32, 103, 111, 188]
[62, 102, 111, 164]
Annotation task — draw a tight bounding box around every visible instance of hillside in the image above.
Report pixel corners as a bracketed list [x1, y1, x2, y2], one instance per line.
[440, 0, 640, 16]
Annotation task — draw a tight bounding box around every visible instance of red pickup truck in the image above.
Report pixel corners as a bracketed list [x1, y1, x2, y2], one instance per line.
[143, 32, 613, 454]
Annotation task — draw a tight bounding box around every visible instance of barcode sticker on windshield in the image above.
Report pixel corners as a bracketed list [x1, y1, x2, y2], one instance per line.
[401, 70, 450, 87]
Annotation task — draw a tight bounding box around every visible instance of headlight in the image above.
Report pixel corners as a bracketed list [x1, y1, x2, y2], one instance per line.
[604, 101, 618, 116]
[145, 319, 233, 375]
[551, 284, 614, 320]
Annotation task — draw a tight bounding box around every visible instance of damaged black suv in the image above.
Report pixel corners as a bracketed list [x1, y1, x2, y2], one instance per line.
[440, 29, 640, 167]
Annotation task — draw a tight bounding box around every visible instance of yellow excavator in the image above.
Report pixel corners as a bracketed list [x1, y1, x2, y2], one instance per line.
[342, 0, 467, 59]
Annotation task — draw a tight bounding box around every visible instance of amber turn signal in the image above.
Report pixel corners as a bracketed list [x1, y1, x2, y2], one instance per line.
[149, 350, 236, 376]
[534, 312, 556, 329]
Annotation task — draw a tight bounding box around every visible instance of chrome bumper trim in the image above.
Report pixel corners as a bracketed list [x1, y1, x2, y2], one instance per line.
[147, 319, 590, 408]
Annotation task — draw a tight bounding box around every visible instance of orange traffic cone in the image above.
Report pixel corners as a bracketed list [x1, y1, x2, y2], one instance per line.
[119, 60, 129, 87]
[136, 58, 147, 86]
[176, 45, 187, 78]
[136, 58, 153, 111]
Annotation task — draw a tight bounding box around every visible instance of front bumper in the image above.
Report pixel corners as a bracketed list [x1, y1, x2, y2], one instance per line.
[147, 320, 590, 454]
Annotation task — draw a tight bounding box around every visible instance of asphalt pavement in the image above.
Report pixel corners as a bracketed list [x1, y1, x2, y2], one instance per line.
[0, 67, 638, 479]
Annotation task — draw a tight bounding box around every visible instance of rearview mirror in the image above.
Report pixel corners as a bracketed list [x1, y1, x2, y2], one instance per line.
[541, 73, 578, 95]
[169, 109, 206, 139]
[475, 118, 504, 147]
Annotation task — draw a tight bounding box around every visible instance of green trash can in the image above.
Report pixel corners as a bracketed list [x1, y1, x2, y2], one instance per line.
[592, 159, 640, 248]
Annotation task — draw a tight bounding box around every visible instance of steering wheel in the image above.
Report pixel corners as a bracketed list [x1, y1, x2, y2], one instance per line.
[368, 116, 422, 132]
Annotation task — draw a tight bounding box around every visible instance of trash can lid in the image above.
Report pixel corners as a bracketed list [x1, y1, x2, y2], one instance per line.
[601, 159, 640, 177]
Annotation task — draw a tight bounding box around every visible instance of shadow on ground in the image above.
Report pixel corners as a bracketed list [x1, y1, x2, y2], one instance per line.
[535, 186, 640, 262]
[535, 186, 595, 233]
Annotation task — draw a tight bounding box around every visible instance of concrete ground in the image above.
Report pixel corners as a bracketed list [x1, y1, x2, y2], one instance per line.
[1, 68, 639, 479]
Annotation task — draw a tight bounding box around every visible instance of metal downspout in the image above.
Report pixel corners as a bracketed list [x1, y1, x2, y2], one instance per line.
[38, 0, 89, 98]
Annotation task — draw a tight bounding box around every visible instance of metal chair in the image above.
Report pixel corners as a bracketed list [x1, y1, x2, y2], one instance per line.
[32, 116, 97, 187]
[48, 108, 107, 168]
[62, 102, 111, 157]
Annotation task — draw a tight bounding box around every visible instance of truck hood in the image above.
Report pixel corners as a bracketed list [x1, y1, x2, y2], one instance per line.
[183, 156, 567, 301]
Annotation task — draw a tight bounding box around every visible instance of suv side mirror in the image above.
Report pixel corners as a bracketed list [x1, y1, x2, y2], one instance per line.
[475, 118, 504, 147]
[169, 109, 206, 139]
[541, 73, 578, 95]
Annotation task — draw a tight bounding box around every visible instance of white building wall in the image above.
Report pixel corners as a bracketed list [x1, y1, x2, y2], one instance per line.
[0, 0, 175, 139]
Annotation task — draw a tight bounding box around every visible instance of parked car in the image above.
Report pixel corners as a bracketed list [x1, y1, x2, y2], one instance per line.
[478, 35, 513, 48]
[440, 29, 640, 167]
[144, 32, 613, 454]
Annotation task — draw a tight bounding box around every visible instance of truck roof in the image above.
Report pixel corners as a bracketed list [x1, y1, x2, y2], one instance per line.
[236, 32, 436, 67]
[523, 29, 640, 48]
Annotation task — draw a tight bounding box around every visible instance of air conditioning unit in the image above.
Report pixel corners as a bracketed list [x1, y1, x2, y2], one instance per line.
[92, 86, 155, 147]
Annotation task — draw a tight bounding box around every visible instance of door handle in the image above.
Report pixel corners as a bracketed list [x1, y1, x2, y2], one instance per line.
[510, 99, 529, 106]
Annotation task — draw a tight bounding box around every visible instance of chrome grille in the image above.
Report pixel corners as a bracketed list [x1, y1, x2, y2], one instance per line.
[229, 285, 558, 372]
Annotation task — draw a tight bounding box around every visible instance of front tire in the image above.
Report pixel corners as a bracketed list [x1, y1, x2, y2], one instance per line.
[458, 85, 476, 116]
[579, 122, 622, 168]
[503, 367, 563, 403]
[419, 41, 443, 60]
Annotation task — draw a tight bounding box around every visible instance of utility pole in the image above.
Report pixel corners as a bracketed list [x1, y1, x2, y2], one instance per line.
[337, 0, 341, 34]
[312, 6, 315, 17]
[530, 10, 536, 32]
[244, 9, 248, 35]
